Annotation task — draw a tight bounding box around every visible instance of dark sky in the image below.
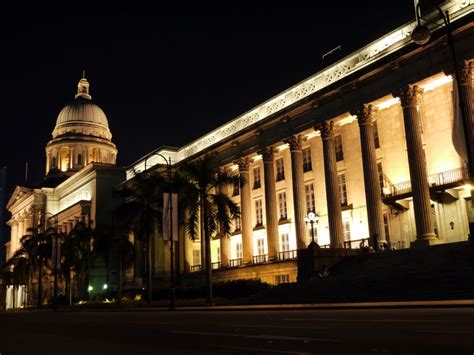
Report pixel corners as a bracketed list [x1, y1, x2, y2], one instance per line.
[0, 3, 415, 193]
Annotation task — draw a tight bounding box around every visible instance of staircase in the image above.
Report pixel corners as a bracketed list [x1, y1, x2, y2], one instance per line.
[249, 242, 474, 304]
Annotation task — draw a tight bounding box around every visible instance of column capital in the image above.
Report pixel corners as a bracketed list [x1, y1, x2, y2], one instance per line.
[354, 104, 377, 125]
[234, 157, 250, 172]
[398, 85, 423, 108]
[258, 146, 275, 162]
[315, 120, 334, 140]
[460, 60, 474, 86]
[283, 134, 305, 151]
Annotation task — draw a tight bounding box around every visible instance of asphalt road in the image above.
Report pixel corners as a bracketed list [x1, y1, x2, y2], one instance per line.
[1, 307, 473, 355]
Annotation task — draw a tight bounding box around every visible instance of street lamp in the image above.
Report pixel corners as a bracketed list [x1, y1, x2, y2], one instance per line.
[304, 212, 319, 247]
[411, 3, 474, 237]
[144, 152, 176, 310]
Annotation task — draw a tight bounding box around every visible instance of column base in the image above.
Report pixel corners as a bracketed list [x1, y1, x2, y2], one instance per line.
[411, 234, 439, 248]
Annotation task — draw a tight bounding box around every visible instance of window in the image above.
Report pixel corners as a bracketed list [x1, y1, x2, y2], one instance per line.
[276, 158, 285, 181]
[192, 250, 201, 266]
[377, 162, 385, 195]
[51, 157, 57, 168]
[305, 183, 315, 213]
[280, 233, 290, 252]
[303, 147, 312, 172]
[77, 154, 82, 165]
[278, 191, 287, 220]
[236, 242, 243, 259]
[373, 121, 380, 149]
[232, 180, 240, 196]
[343, 220, 351, 241]
[257, 237, 265, 256]
[383, 213, 391, 242]
[253, 167, 261, 189]
[234, 207, 241, 232]
[255, 199, 263, 226]
[335, 135, 344, 161]
[338, 173, 348, 206]
[276, 274, 290, 284]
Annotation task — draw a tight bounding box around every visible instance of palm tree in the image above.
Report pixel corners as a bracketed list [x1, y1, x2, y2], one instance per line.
[115, 170, 167, 304]
[19, 228, 53, 308]
[178, 154, 240, 305]
[68, 221, 94, 300]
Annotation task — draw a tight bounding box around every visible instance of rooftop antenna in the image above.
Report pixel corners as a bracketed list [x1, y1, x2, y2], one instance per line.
[322, 45, 342, 61]
[25, 161, 28, 184]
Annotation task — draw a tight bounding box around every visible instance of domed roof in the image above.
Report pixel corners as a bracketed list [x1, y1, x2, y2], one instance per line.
[56, 99, 109, 128]
[51, 74, 113, 141]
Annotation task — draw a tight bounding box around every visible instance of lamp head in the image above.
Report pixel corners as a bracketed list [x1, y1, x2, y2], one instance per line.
[411, 24, 431, 45]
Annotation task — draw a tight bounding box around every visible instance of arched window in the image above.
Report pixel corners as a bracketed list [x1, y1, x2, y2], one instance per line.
[51, 157, 57, 169]
[77, 154, 82, 165]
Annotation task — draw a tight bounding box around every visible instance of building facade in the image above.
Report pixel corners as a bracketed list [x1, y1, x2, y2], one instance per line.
[128, 2, 474, 285]
[5, 76, 124, 307]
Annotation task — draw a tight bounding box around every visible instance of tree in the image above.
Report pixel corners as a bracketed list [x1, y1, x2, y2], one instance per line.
[115, 170, 167, 304]
[178, 154, 240, 305]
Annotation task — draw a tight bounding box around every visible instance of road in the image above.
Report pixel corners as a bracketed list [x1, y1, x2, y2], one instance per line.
[0, 307, 473, 354]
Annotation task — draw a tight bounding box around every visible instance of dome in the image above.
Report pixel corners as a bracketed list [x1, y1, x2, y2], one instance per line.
[56, 99, 109, 129]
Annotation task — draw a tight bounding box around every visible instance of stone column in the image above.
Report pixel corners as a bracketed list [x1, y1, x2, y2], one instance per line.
[284, 135, 307, 250]
[461, 61, 474, 169]
[259, 146, 279, 260]
[399, 85, 436, 245]
[218, 183, 231, 267]
[236, 157, 253, 263]
[318, 121, 344, 248]
[356, 104, 386, 245]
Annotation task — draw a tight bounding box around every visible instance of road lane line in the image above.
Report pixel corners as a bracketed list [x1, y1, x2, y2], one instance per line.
[218, 345, 319, 354]
[170, 330, 339, 343]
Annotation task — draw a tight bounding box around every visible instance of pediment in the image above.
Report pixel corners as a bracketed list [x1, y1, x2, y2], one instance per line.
[6, 185, 34, 211]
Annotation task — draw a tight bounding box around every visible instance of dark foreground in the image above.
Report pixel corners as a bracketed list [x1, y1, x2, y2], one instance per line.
[1, 307, 473, 354]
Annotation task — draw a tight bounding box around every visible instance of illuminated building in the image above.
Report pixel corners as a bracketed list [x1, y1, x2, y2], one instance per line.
[128, 1, 474, 285]
[5, 75, 124, 307]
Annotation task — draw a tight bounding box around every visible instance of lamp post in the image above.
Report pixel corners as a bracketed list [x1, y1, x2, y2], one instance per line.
[411, 3, 474, 238]
[144, 152, 176, 310]
[304, 212, 319, 247]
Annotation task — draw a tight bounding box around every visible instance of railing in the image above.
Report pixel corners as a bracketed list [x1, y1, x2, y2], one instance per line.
[253, 254, 269, 264]
[278, 249, 298, 260]
[212, 262, 221, 270]
[320, 244, 331, 248]
[383, 167, 468, 199]
[190, 265, 202, 272]
[343, 238, 370, 249]
[229, 258, 242, 267]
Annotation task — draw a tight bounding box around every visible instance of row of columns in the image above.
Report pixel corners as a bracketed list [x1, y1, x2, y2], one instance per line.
[218, 63, 473, 264]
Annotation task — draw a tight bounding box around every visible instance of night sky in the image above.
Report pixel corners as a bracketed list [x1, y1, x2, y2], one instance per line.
[0, 3, 415, 193]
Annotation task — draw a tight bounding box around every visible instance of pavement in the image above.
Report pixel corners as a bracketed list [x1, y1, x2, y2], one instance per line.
[1, 306, 474, 354]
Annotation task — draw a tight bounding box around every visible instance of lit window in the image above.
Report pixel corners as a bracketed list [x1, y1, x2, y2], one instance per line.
[383, 213, 391, 242]
[338, 173, 348, 206]
[280, 233, 290, 252]
[305, 183, 315, 213]
[343, 220, 351, 241]
[192, 250, 200, 267]
[253, 167, 261, 189]
[236, 242, 243, 259]
[234, 206, 241, 232]
[255, 199, 263, 226]
[276, 158, 285, 181]
[335, 135, 344, 161]
[303, 147, 312, 172]
[257, 237, 265, 256]
[278, 191, 287, 220]
[377, 162, 385, 195]
[373, 121, 380, 149]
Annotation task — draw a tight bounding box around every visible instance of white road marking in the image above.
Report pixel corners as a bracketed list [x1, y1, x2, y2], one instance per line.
[218, 345, 319, 354]
[170, 330, 339, 343]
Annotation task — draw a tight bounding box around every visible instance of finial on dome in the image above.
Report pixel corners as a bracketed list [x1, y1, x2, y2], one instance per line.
[75, 71, 92, 100]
